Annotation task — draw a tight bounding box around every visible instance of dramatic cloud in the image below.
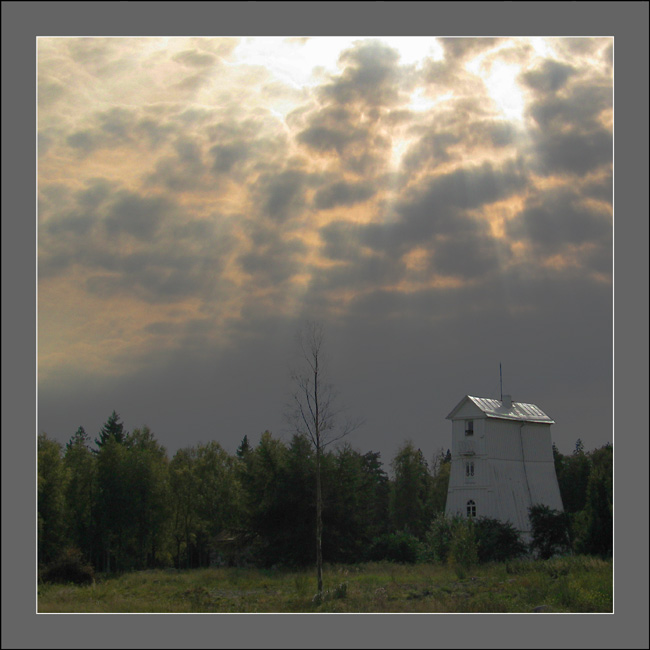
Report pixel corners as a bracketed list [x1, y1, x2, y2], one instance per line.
[38, 37, 613, 462]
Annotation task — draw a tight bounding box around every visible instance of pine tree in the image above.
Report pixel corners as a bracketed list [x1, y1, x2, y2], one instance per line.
[94, 410, 128, 451]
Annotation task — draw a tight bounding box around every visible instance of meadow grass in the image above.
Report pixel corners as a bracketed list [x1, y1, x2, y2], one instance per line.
[37, 556, 612, 613]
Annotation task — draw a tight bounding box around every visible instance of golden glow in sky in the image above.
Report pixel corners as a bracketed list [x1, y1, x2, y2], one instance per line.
[38, 36, 613, 391]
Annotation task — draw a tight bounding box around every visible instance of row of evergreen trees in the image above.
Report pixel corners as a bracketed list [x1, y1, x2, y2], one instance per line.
[38, 411, 452, 573]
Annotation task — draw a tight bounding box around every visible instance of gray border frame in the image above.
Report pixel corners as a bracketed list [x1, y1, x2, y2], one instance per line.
[3, 2, 648, 648]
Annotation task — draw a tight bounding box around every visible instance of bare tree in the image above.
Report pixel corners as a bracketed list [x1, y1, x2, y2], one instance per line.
[287, 321, 363, 595]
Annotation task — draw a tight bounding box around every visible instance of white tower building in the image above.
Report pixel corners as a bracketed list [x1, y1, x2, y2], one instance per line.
[444, 395, 564, 541]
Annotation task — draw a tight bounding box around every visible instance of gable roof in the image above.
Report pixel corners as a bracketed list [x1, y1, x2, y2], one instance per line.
[446, 395, 555, 423]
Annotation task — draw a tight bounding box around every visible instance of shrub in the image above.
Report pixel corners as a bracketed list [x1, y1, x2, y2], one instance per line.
[447, 519, 478, 575]
[528, 504, 572, 559]
[424, 514, 469, 564]
[473, 517, 527, 563]
[368, 531, 423, 564]
[40, 548, 95, 585]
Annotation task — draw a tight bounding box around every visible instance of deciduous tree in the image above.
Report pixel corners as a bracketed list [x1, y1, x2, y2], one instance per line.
[287, 321, 363, 594]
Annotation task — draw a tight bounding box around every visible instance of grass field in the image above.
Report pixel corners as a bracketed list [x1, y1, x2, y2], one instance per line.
[37, 556, 612, 613]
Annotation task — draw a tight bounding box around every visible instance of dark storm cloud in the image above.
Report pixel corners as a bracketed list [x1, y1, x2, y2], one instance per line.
[85, 254, 209, 304]
[204, 114, 289, 180]
[238, 219, 307, 286]
[319, 221, 364, 262]
[82, 223, 233, 304]
[104, 192, 171, 240]
[311, 254, 405, 300]
[313, 179, 376, 210]
[321, 161, 526, 267]
[525, 79, 612, 177]
[297, 107, 369, 155]
[402, 132, 461, 171]
[255, 169, 312, 222]
[39, 179, 236, 304]
[521, 59, 576, 94]
[582, 171, 613, 205]
[295, 40, 415, 175]
[534, 130, 612, 177]
[429, 232, 508, 279]
[66, 107, 138, 155]
[146, 136, 208, 192]
[133, 117, 178, 150]
[76, 178, 116, 209]
[322, 40, 406, 108]
[210, 142, 250, 174]
[529, 85, 611, 132]
[396, 161, 526, 235]
[506, 188, 611, 256]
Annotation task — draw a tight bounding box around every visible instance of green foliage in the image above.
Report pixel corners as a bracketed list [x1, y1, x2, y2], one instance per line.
[123, 427, 171, 569]
[529, 504, 572, 559]
[473, 517, 527, 564]
[94, 410, 128, 451]
[390, 441, 435, 538]
[424, 513, 459, 564]
[40, 548, 95, 585]
[573, 446, 613, 557]
[425, 515, 525, 567]
[447, 519, 478, 575]
[368, 531, 424, 564]
[39, 409, 612, 577]
[63, 427, 95, 565]
[552, 441, 613, 557]
[168, 440, 244, 569]
[429, 461, 450, 515]
[554, 439, 591, 513]
[38, 434, 68, 565]
[323, 445, 390, 563]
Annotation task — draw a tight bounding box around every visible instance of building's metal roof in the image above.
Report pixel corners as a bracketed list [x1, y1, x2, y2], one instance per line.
[447, 395, 555, 423]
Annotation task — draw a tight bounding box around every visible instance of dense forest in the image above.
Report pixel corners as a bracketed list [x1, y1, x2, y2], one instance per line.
[38, 411, 612, 576]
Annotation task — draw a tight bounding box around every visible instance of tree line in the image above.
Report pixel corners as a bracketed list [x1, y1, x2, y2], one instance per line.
[38, 411, 612, 575]
[38, 411, 452, 573]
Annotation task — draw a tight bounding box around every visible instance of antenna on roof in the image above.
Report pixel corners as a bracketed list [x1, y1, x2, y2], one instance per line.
[500, 362, 503, 401]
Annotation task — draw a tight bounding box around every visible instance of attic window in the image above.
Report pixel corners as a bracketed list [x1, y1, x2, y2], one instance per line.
[467, 500, 476, 518]
[465, 420, 474, 436]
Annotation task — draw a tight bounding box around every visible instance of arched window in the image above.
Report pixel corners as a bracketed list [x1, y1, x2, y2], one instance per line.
[467, 499, 476, 518]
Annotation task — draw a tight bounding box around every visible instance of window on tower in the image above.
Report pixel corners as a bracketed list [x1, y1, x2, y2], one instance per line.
[465, 420, 474, 436]
[467, 499, 476, 518]
[465, 461, 474, 478]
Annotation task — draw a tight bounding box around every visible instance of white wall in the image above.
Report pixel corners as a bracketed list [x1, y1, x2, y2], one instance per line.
[445, 415, 563, 534]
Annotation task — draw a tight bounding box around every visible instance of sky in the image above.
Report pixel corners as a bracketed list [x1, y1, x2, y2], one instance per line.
[37, 36, 613, 466]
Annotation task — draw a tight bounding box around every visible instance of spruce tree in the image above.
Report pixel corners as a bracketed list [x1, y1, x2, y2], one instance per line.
[94, 411, 127, 451]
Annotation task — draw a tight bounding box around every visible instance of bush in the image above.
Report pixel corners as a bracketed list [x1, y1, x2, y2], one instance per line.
[473, 517, 527, 564]
[447, 519, 478, 575]
[368, 531, 423, 564]
[424, 514, 455, 564]
[529, 504, 572, 559]
[40, 548, 95, 585]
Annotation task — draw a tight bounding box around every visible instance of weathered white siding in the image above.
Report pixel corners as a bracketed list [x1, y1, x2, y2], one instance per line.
[445, 395, 564, 540]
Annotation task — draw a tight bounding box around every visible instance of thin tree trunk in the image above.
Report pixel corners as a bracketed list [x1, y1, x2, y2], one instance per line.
[316, 444, 323, 595]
